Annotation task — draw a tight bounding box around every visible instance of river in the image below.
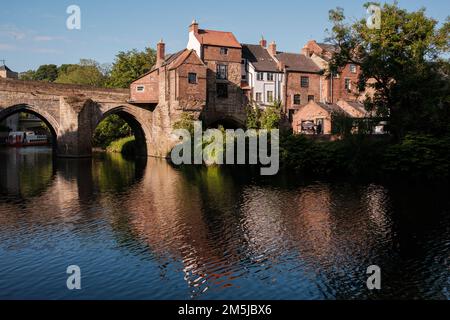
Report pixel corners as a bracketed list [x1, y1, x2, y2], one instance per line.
[0, 147, 448, 300]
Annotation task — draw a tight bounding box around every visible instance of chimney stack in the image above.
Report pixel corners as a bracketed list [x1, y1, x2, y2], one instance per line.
[260, 36, 267, 48]
[268, 41, 277, 57]
[301, 47, 311, 57]
[156, 39, 165, 67]
[189, 19, 199, 34]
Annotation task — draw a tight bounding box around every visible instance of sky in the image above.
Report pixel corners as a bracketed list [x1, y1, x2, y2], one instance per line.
[0, 0, 448, 72]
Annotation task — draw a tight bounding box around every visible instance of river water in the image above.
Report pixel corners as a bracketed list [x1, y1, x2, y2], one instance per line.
[0, 147, 448, 300]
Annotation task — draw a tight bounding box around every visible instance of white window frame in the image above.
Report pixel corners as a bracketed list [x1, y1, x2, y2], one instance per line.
[136, 85, 145, 92]
[345, 78, 352, 91]
[257, 72, 264, 81]
[267, 90, 274, 103]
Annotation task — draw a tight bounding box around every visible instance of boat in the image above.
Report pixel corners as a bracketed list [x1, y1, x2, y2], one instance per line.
[7, 131, 49, 147]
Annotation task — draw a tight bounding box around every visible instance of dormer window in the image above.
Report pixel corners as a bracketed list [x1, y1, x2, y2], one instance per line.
[220, 47, 228, 55]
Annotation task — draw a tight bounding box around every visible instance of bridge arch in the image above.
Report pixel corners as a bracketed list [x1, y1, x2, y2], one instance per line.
[94, 105, 151, 157]
[206, 116, 246, 130]
[0, 104, 60, 151]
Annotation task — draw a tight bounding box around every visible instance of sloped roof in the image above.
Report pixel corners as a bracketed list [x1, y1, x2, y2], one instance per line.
[275, 52, 322, 73]
[317, 43, 338, 53]
[168, 49, 203, 70]
[242, 44, 280, 72]
[0, 65, 13, 72]
[345, 101, 366, 114]
[195, 29, 241, 48]
[316, 102, 350, 116]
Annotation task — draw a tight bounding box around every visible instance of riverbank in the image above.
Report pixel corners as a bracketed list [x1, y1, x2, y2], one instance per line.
[280, 133, 450, 182]
[102, 136, 136, 156]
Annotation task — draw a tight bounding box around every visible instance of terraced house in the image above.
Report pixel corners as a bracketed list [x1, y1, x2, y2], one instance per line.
[241, 38, 284, 108]
[130, 21, 370, 132]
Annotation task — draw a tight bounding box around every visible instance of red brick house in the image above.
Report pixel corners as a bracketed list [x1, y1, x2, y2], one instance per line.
[292, 100, 350, 135]
[186, 20, 246, 127]
[302, 40, 362, 103]
[269, 43, 323, 123]
[129, 40, 207, 111]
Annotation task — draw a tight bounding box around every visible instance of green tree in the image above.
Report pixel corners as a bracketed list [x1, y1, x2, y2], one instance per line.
[327, 2, 450, 138]
[19, 70, 36, 81]
[55, 59, 108, 87]
[260, 101, 281, 130]
[107, 48, 156, 88]
[33, 64, 58, 82]
[93, 114, 132, 149]
[246, 103, 261, 129]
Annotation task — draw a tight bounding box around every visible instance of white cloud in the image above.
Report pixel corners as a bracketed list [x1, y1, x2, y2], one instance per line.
[33, 35, 65, 42]
[0, 43, 15, 51]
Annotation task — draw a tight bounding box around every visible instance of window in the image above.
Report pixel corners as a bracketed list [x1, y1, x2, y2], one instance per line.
[188, 73, 197, 84]
[136, 85, 145, 92]
[301, 76, 309, 88]
[345, 78, 352, 91]
[257, 72, 264, 81]
[267, 91, 274, 103]
[241, 59, 246, 65]
[256, 92, 262, 102]
[293, 94, 301, 105]
[350, 64, 357, 73]
[220, 47, 228, 55]
[308, 95, 315, 102]
[216, 64, 228, 80]
[267, 73, 274, 81]
[217, 83, 228, 98]
[241, 74, 247, 81]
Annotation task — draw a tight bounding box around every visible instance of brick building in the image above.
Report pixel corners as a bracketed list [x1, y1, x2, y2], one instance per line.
[187, 20, 246, 127]
[129, 22, 375, 132]
[302, 40, 362, 103]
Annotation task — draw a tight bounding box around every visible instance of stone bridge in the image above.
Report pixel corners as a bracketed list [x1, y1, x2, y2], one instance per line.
[0, 78, 182, 158]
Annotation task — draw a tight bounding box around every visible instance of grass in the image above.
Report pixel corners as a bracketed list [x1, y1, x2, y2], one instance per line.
[106, 136, 136, 156]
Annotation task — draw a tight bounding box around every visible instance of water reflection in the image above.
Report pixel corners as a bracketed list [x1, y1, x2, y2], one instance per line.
[0, 147, 448, 300]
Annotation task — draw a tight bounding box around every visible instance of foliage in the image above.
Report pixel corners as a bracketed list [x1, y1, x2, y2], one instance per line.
[33, 64, 58, 82]
[19, 70, 36, 81]
[106, 136, 136, 156]
[107, 48, 156, 88]
[280, 132, 450, 181]
[327, 2, 450, 139]
[246, 101, 281, 130]
[383, 134, 450, 180]
[173, 112, 197, 136]
[55, 59, 109, 87]
[93, 115, 132, 149]
[260, 101, 282, 130]
[246, 104, 261, 129]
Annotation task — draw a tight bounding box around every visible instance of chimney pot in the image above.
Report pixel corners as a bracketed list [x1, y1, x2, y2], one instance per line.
[189, 19, 199, 34]
[268, 41, 277, 57]
[260, 36, 267, 48]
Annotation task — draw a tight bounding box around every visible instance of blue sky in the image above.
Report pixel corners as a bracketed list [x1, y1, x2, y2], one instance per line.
[1, 0, 448, 72]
